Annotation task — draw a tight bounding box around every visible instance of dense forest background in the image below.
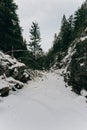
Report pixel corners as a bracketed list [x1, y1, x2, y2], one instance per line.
[0, 0, 87, 71]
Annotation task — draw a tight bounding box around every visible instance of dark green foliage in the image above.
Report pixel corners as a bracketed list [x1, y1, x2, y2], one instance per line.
[0, 0, 27, 60]
[74, 0, 87, 37]
[53, 14, 74, 54]
[68, 39, 87, 94]
[45, 0, 87, 70]
[45, 14, 74, 69]
[59, 15, 74, 51]
[53, 33, 62, 52]
[28, 21, 44, 70]
[28, 21, 41, 57]
[44, 48, 56, 70]
[63, 0, 87, 94]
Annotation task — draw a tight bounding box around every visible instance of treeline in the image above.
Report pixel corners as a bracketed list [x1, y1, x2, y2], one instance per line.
[0, 0, 87, 70]
[0, 0, 27, 59]
[45, 0, 87, 69]
[0, 0, 44, 70]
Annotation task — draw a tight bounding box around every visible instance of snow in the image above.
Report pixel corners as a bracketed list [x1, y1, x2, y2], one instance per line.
[61, 42, 76, 74]
[81, 89, 87, 97]
[0, 76, 9, 89]
[62, 42, 76, 64]
[0, 51, 17, 65]
[0, 51, 25, 69]
[9, 62, 25, 69]
[80, 63, 84, 66]
[0, 76, 23, 89]
[0, 72, 87, 130]
[80, 36, 87, 41]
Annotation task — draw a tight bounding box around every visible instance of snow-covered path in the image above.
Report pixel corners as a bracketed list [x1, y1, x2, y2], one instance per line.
[0, 72, 87, 130]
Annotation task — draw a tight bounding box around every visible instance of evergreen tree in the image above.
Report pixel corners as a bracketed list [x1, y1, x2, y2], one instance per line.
[68, 15, 74, 41]
[45, 15, 74, 69]
[74, 0, 87, 35]
[59, 15, 73, 50]
[0, 0, 27, 58]
[52, 33, 62, 54]
[44, 48, 55, 70]
[28, 21, 43, 69]
[45, 0, 87, 70]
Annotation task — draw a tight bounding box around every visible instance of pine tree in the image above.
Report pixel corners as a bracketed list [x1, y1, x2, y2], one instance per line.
[0, 0, 27, 58]
[60, 15, 73, 50]
[68, 15, 74, 41]
[74, 0, 87, 35]
[28, 21, 43, 69]
[45, 0, 87, 70]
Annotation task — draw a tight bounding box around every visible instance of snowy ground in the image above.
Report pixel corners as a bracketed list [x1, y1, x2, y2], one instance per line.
[0, 72, 87, 130]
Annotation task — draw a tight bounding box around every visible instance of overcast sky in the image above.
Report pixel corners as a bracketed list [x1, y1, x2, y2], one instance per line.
[15, 0, 84, 52]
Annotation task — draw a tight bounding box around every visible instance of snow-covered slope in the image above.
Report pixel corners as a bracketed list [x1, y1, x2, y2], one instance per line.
[0, 51, 25, 69]
[0, 51, 31, 96]
[0, 72, 87, 130]
[57, 27, 87, 94]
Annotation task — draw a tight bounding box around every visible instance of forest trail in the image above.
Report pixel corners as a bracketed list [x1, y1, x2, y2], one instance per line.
[0, 72, 87, 130]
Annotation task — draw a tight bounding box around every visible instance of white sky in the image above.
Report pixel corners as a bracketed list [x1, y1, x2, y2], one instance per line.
[15, 0, 84, 52]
